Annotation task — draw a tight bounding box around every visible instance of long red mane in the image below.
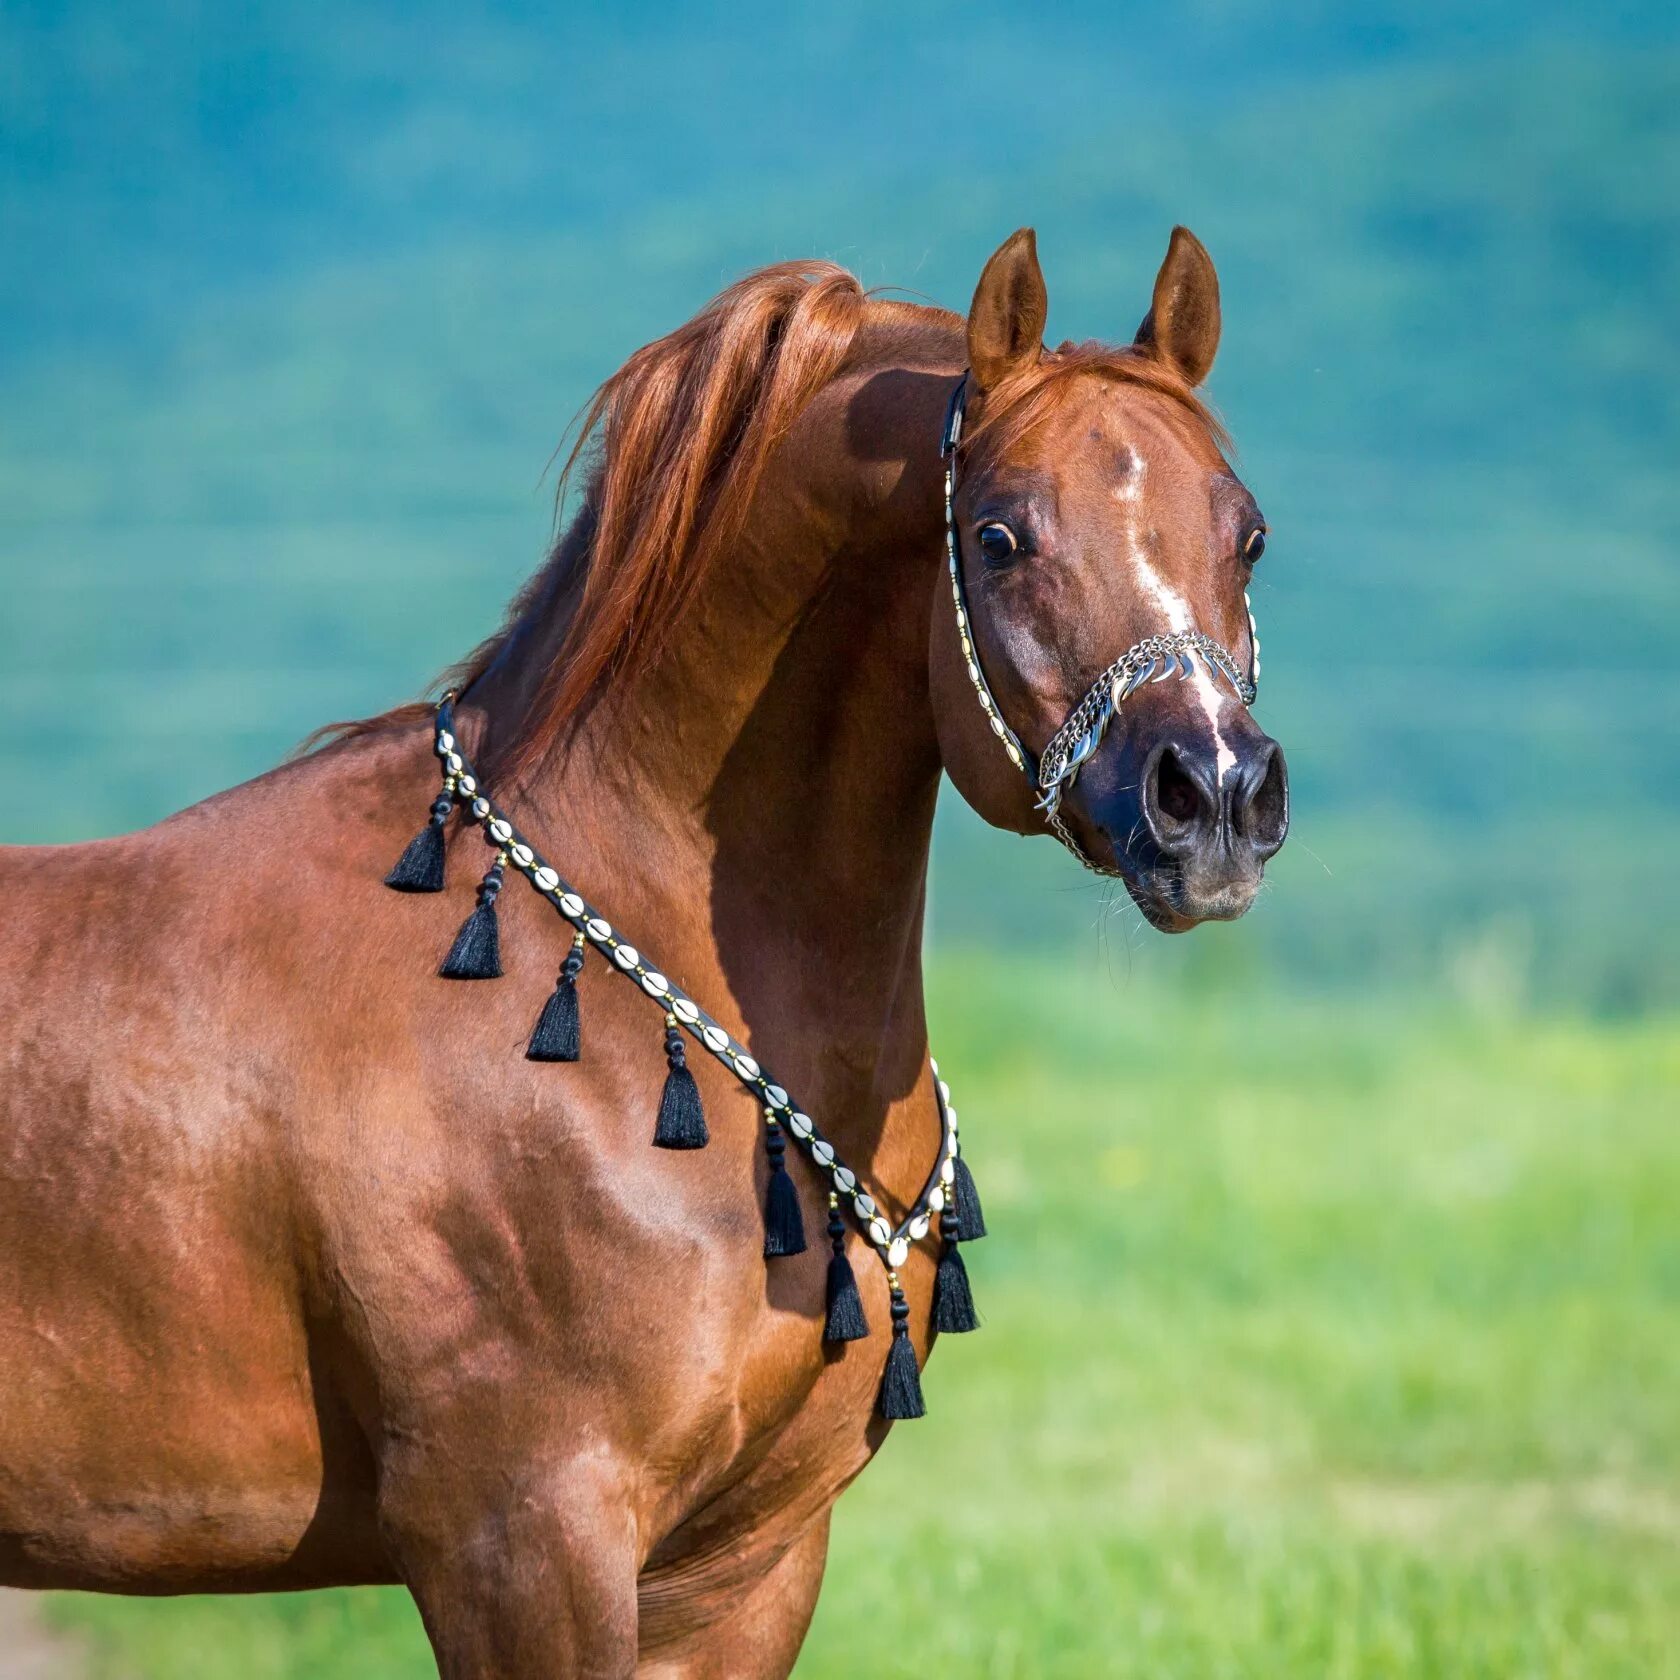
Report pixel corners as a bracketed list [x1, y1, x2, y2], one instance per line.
[469, 262, 873, 780]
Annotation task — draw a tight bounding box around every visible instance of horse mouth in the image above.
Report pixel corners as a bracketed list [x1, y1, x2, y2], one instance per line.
[1119, 859, 1262, 933]
[1127, 869, 1202, 933]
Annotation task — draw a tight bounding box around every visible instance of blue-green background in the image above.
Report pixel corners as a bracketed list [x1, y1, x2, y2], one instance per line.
[5, 0, 1676, 1007]
[4, 5, 1678, 1675]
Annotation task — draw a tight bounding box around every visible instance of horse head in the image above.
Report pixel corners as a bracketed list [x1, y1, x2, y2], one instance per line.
[930, 228, 1289, 930]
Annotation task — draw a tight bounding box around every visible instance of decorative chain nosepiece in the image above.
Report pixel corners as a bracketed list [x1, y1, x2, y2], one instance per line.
[1035, 630, 1258, 811]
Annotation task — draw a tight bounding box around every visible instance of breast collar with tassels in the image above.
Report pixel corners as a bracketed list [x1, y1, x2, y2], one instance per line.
[940, 374, 1260, 877]
[382, 695, 984, 1425]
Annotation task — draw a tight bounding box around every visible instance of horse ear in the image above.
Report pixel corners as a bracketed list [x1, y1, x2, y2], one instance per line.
[1133, 226, 1221, 386]
[967, 228, 1047, 391]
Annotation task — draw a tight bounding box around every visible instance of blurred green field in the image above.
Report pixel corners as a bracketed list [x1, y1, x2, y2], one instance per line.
[44, 955, 1680, 1678]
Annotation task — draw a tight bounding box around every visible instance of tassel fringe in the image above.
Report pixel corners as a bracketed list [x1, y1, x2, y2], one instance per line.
[439, 856, 505, 980]
[932, 1210, 980, 1333]
[653, 1020, 708, 1149]
[386, 789, 454, 892]
[877, 1288, 925, 1419]
[822, 1196, 869, 1342]
[762, 1117, 806, 1257]
[526, 934, 584, 1061]
[951, 1151, 987, 1241]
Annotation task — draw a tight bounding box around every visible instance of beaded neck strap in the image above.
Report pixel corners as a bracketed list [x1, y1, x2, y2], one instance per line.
[382, 694, 984, 1422]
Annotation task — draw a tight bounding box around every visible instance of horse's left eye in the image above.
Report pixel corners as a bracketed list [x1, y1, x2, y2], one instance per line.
[1242, 527, 1266, 564]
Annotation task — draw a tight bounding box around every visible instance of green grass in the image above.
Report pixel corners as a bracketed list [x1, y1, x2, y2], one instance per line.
[45, 957, 1680, 1677]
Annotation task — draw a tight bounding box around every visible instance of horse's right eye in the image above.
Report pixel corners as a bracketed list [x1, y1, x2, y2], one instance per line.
[977, 522, 1019, 565]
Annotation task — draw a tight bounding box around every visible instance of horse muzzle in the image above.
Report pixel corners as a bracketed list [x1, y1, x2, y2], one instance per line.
[1076, 711, 1290, 931]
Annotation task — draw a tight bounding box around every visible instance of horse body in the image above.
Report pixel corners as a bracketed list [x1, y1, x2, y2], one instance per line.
[1, 319, 959, 1668]
[0, 231, 1286, 1675]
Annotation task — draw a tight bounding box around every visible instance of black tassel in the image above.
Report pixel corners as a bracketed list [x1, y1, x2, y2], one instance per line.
[385, 789, 454, 892]
[877, 1287, 925, 1419]
[823, 1195, 869, 1343]
[653, 1018, 708, 1149]
[526, 934, 584, 1061]
[762, 1116, 806, 1258]
[950, 1151, 987, 1242]
[932, 1210, 979, 1333]
[439, 857, 505, 980]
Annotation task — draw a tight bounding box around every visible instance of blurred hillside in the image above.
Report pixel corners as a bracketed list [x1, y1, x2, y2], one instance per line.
[2, 3, 1676, 1007]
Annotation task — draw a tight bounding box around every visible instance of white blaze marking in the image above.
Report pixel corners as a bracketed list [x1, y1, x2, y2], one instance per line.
[1130, 537, 1239, 786]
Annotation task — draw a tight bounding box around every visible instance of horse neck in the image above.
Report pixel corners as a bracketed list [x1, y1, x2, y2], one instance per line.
[469, 348, 959, 1098]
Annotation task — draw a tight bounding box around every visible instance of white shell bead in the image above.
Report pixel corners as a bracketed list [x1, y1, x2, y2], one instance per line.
[854, 1192, 876, 1218]
[612, 944, 640, 970]
[672, 998, 699, 1024]
[734, 1053, 760, 1080]
[640, 971, 668, 997]
[764, 1084, 788, 1109]
[471, 798, 490, 819]
[586, 917, 612, 941]
[510, 843, 534, 868]
[888, 1237, 909, 1268]
[446, 751, 464, 773]
[489, 818, 512, 843]
[458, 775, 476, 795]
[811, 1141, 835, 1167]
[928, 1185, 945, 1213]
[869, 1217, 892, 1247]
[938, 1080, 951, 1104]
[833, 1167, 856, 1193]
[941, 1158, 956, 1186]
[910, 1214, 930, 1241]
[702, 1025, 729, 1052]
[559, 893, 584, 917]
[436, 730, 454, 751]
[789, 1112, 814, 1138]
[533, 866, 559, 892]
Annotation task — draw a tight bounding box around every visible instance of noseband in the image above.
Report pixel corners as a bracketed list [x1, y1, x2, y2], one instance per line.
[940, 375, 1260, 876]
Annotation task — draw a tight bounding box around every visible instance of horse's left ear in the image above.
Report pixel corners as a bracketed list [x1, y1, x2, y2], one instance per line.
[1134, 226, 1221, 386]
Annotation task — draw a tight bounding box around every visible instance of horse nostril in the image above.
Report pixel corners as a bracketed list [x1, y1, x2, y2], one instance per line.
[1234, 744, 1290, 858]
[1144, 746, 1216, 857]
[1155, 750, 1203, 827]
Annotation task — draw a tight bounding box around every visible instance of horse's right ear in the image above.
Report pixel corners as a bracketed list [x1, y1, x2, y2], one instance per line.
[967, 228, 1047, 392]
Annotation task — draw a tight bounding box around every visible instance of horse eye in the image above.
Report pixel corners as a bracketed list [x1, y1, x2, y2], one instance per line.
[977, 521, 1019, 565]
[1242, 527, 1266, 564]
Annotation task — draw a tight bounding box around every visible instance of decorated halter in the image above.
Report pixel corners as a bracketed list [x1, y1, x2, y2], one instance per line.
[383, 695, 984, 1423]
[940, 376, 1261, 876]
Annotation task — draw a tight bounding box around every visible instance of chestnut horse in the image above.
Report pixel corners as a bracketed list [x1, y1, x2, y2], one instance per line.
[0, 227, 1287, 1676]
